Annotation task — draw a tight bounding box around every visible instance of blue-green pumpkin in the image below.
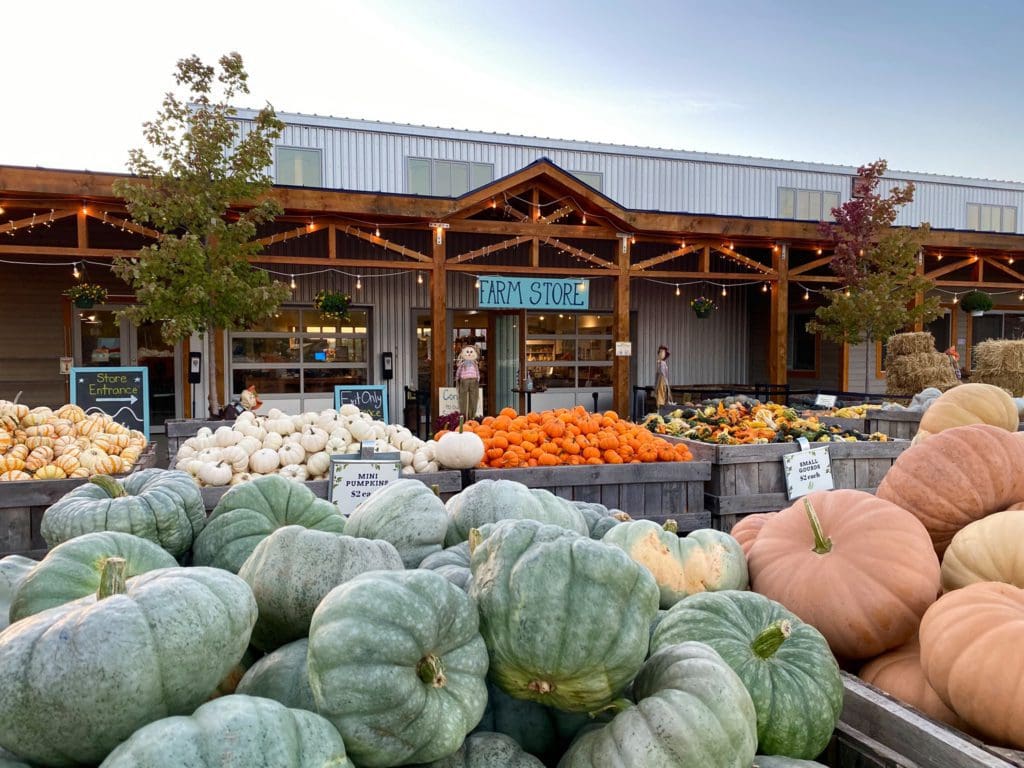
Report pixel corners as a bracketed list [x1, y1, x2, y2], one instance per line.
[308, 569, 489, 767]
[557, 642, 758, 768]
[9, 531, 176, 623]
[97, 695, 352, 767]
[40, 469, 205, 558]
[407, 732, 544, 767]
[469, 518, 659, 712]
[420, 542, 472, 592]
[0, 556, 34, 630]
[651, 590, 843, 759]
[572, 500, 631, 539]
[344, 478, 448, 567]
[444, 480, 587, 546]
[192, 474, 344, 573]
[236, 638, 316, 713]
[753, 758, 828, 767]
[0, 560, 257, 767]
[472, 681, 588, 762]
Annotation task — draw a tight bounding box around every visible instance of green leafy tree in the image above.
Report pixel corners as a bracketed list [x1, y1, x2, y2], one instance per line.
[809, 160, 941, 391]
[112, 52, 290, 416]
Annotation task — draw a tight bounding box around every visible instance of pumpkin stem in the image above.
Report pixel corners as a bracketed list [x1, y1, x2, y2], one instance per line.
[803, 498, 832, 554]
[458, 416, 465, 434]
[662, 519, 679, 534]
[612, 511, 632, 522]
[467, 527, 483, 557]
[89, 474, 126, 498]
[527, 679, 555, 695]
[97, 557, 127, 599]
[589, 697, 633, 718]
[416, 653, 447, 688]
[751, 619, 792, 659]
[431, 483, 441, 498]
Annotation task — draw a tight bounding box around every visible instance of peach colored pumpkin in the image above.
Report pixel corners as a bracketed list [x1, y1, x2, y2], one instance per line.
[747, 489, 940, 661]
[917, 383, 1019, 440]
[860, 636, 971, 731]
[919, 581, 1024, 748]
[876, 424, 1024, 556]
[729, 512, 777, 557]
[0, 470, 31, 481]
[941, 510, 1024, 592]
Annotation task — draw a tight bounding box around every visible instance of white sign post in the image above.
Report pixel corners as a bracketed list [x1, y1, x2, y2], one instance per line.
[328, 441, 401, 515]
[782, 441, 834, 500]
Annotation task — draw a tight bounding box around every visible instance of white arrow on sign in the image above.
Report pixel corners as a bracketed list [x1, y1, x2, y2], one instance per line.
[96, 395, 138, 405]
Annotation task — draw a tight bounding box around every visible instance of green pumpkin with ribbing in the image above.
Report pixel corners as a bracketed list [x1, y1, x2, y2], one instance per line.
[343, 478, 448, 568]
[408, 732, 544, 768]
[572, 501, 631, 539]
[444, 479, 587, 546]
[468, 519, 659, 712]
[420, 541, 472, 592]
[9, 531, 176, 623]
[192, 474, 344, 573]
[98, 694, 353, 768]
[308, 568, 488, 767]
[602, 520, 748, 608]
[0, 746, 32, 767]
[472, 681, 588, 763]
[752, 758, 828, 767]
[0, 556, 35, 631]
[557, 641, 757, 768]
[651, 590, 842, 759]
[236, 638, 316, 713]
[238, 525, 403, 651]
[40, 469, 205, 559]
[0, 559, 256, 767]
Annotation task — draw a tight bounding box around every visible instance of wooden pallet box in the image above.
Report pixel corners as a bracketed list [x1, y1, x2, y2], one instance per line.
[662, 437, 910, 532]
[866, 410, 923, 440]
[467, 461, 711, 531]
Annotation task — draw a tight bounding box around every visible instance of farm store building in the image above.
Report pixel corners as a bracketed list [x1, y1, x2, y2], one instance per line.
[3, 112, 1024, 431]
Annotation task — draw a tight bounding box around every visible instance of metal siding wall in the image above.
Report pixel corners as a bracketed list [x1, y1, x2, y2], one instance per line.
[879, 178, 1024, 232]
[846, 342, 886, 395]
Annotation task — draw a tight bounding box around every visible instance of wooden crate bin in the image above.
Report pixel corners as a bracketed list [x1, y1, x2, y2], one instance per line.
[467, 462, 711, 531]
[663, 437, 909, 532]
[866, 410, 922, 440]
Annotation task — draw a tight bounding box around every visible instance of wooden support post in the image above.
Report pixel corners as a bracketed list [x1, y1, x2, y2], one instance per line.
[531, 237, 539, 268]
[328, 223, 337, 260]
[769, 244, 789, 387]
[913, 251, 924, 331]
[76, 208, 88, 249]
[431, 226, 448, 420]
[700, 245, 710, 274]
[614, 235, 631, 416]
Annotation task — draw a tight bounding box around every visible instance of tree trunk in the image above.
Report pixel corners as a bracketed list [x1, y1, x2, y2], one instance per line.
[864, 339, 871, 395]
[206, 331, 221, 417]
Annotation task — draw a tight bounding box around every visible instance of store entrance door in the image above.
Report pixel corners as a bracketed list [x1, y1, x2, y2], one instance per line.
[73, 306, 181, 431]
[491, 313, 520, 413]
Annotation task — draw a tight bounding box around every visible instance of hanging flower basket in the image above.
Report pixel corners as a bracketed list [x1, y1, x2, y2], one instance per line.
[313, 290, 352, 323]
[690, 296, 717, 319]
[959, 290, 993, 316]
[63, 283, 108, 309]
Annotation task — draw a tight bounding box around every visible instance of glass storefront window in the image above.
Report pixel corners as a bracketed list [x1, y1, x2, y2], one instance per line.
[303, 367, 369, 392]
[577, 314, 614, 335]
[525, 311, 613, 389]
[232, 337, 300, 364]
[246, 310, 302, 333]
[232, 368, 302, 394]
[529, 365, 576, 389]
[528, 314, 575, 336]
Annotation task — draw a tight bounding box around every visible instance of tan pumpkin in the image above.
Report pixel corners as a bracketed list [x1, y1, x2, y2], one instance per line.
[0, 470, 31, 481]
[919, 581, 1024, 747]
[0, 429, 11, 454]
[33, 464, 67, 480]
[68, 467, 90, 478]
[24, 446, 55, 471]
[748, 490, 940, 661]
[54, 403, 86, 422]
[20, 408, 54, 427]
[94, 454, 124, 475]
[75, 418, 107, 438]
[92, 433, 127, 456]
[917, 383, 1019, 440]
[941, 510, 1024, 591]
[120, 446, 142, 464]
[54, 454, 81, 474]
[0, 455, 26, 473]
[24, 435, 55, 451]
[859, 636, 971, 732]
[52, 434, 77, 456]
[23, 424, 56, 438]
[8, 444, 28, 461]
[77, 447, 110, 472]
[877, 424, 1024, 556]
[729, 512, 777, 557]
[51, 419, 75, 438]
[0, 400, 30, 422]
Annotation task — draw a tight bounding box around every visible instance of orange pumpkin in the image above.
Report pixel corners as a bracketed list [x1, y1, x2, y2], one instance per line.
[0, 430, 11, 454]
[859, 636, 971, 732]
[876, 424, 1024, 556]
[919, 581, 1024, 748]
[729, 512, 777, 557]
[748, 490, 940, 661]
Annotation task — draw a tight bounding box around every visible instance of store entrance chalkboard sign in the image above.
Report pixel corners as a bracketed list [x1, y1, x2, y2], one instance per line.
[71, 366, 150, 439]
[334, 385, 388, 422]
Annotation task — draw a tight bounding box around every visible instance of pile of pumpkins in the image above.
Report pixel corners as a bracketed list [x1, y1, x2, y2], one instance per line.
[0, 399, 148, 482]
[0, 467, 844, 767]
[173, 405, 484, 487]
[735, 382, 1024, 753]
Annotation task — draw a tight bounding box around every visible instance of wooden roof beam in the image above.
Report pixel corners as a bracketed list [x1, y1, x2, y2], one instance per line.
[712, 245, 776, 275]
[925, 256, 977, 280]
[789, 254, 834, 276]
[0, 208, 77, 235]
[254, 223, 315, 247]
[980, 255, 1024, 283]
[339, 225, 431, 263]
[632, 243, 702, 271]
[450, 236, 530, 264]
[541, 237, 614, 269]
[91, 210, 161, 241]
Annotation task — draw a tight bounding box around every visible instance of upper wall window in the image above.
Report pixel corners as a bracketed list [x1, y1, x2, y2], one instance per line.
[967, 203, 1017, 233]
[276, 147, 323, 187]
[778, 187, 840, 221]
[571, 170, 603, 191]
[407, 158, 494, 196]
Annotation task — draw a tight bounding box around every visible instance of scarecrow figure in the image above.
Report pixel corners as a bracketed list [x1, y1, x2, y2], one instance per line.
[655, 345, 673, 407]
[456, 344, 481, 418]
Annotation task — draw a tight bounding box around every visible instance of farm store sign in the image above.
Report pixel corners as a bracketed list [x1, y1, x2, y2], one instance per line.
[478, 277, 589, 310]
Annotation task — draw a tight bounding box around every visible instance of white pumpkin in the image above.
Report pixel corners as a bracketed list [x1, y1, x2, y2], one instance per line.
[265, 416, 294, 436]
[325, 436, 349, 454]
[195, 447, 222, 463]
[266, 407, 287, 419]
[219, 445, 250, 473]
[339, 404, 360, 417]
[348, 418, 374, 442]
[300, 426, 329, 454]
[236, 410, 257, 425]
[401, 465, 416, 476]
[278, 463, 309, 482]
[250, 447, 281, 474]
[283, 431, 303, 445]
[263, 432, 285, 451]
[434, 429, 485, 470]
[306, 451, 331, 478]
[230, 472, 254, 486]
[423, 460, 440, 473]
[412, 449, 433, 474]
[400, 450, 414, 468]
[197, 460, 233, 487]
[214, 426, 242, 447]
[196, 427, 214, 440]
[185, 459, 205, 477]
[399, 436, 422, 452]
[175, 444, 198, 461]
[238, 435, 263, 456]
[278, 442, 306, 467]
[77, 447, 110, 472]
[289, 414, 307, 433]
[329, 427, 352, 443]
[236, 421, 262, 438]
[372, 423, 387, 440]
[174, 457, 194, 472]
[191, 436, 215, 451]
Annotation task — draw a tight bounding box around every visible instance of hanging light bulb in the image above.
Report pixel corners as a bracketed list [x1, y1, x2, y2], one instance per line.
[417, 273, 423, 285]
[72, 262, 80, 279]
[356, 276, 362, 291]
[475, 277, 481, 289]
[937, 252, 943, 261]
[581, 214, 587, 225]
[681, 239, 686, 248]
[804, 289, 810, 301]
[630, 235, 636, 245]
[1018, 291, 1023, 301]
[375, 225, 380, 237]
[675, 284, 681, 297]
[953, 294, 959, 304]
[1010, 256, 1016, 265]
[721, 286, 727, 297]
[761, 282, 768, 293]
[289, 275, 296, 290]
[816, 247, 823, 256]
[844, 288, 851, 297]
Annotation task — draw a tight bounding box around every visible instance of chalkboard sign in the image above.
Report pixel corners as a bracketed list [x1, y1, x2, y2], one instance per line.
[71, 367, 150, 439]
[334, 385, 389, 423]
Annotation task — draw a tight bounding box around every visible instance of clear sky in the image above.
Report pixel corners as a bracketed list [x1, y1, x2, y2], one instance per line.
[4, 0, 1023, 182]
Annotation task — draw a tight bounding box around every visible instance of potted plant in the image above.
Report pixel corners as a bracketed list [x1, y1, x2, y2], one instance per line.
[690, 295, 717, 319]
[959, 290, 993, 317]
[64, 282, 108, 308]
[313, 290, 352, 323]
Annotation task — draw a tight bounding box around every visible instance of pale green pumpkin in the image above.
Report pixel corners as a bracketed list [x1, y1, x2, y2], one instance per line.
[0, 746, 32, 767]
[98, 695, 353, 767]
[237, 525, 403, 651]
[472, 681, 588, 763]
[236, 639, 316, 713]
[308, 569, 489, 767]
[571, 500, 630, 539]
[444, 479, 587, 546]
[408, 732, 545, 767]
[752, 758, 828, 767]
[0, 561, 257, 767]
[40, 469, 206, 558]
[192, 474, 344, 573]
[420, 542, 472, 592]
[602, 521, 748, 608]
[469, 519, 659, 712]
[0, 556, 35, 631]
[557, 642, 758, 768]
[9, 531, 176, 623]
[344, 479, 448, 567]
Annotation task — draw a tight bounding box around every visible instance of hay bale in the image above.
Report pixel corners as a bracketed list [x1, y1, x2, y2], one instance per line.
[971, 339, 1024, 395]
[886, 332, 938, 361]
[885, 352, 959, 397]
